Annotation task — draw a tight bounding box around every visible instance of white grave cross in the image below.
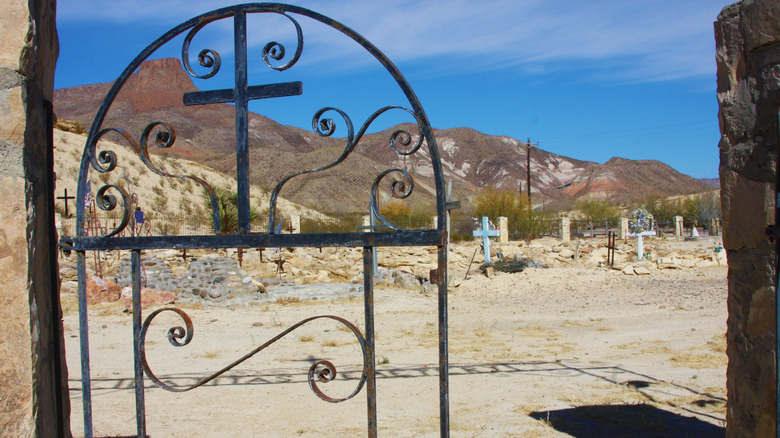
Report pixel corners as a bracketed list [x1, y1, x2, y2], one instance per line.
[473, 216, 500, 264]
[627, 208, 656, 260]
[628, 230, 656, 259]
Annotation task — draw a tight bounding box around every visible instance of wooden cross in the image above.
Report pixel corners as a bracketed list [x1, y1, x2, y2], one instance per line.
[472, 216, 500, 264]
[181, 13, 302, 233]
[57, 188, 75, 217]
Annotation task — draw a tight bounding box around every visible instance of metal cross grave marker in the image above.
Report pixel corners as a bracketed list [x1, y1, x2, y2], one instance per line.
[57, 188, 75, 217]
[473, 216, 499, 264]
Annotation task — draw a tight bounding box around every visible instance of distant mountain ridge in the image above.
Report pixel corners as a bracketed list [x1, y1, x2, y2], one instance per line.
[699, 178, 720, 188]
[54, 58, 714, 213]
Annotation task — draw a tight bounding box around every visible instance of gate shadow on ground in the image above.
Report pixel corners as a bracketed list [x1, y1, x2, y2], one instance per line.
[71, 360, 724, 418]
[529, 404, 725, 437]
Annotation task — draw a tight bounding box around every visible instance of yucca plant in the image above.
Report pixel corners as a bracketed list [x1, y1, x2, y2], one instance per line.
[202, 187, 259, 234]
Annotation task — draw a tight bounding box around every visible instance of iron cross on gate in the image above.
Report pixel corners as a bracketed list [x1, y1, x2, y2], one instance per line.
[182, 13, 302, 233]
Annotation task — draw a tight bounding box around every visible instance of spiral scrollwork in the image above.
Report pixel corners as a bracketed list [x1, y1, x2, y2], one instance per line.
[94, 183, 131, 238]
[88, 122, 220, 234]
[262, 13, 303, 71]
[390, 127, 423, 156]
[309, 360, 353, 403]
[360, 106, 424, 156]
[370, 168, 415, 231]
[269, 106, 423, 232]
[312, 107, 355, 140]
[87, 128, 131, 173]
[182, 21, 222, 79]
[140, 310, 367, 403]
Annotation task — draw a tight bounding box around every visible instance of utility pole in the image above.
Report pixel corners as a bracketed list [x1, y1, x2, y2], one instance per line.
[518, 138, 539, 206]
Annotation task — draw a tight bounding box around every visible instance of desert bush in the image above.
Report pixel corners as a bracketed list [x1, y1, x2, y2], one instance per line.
[377, 201, 430, 229]
[637, 195, 685, 224]
[575, 199, 619, 224]
[474, 186, 552, 240]
[151, 184, 164, 197]
[152, 218, 178, 235]
[684, 191, 721, 229]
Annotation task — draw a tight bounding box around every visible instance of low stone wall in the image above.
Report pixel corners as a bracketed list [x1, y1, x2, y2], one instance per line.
[117, 255, 262, 300]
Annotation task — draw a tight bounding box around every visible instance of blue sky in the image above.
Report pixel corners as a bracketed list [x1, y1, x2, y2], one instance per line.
[55, 0, 729, 179]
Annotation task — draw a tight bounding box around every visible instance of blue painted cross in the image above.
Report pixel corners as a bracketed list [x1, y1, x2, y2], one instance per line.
[472, 216, 499, 264]
[181, 13, 303, 233]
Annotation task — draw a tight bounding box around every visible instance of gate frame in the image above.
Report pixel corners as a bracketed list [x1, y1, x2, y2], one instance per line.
[59, 4, 450, 437]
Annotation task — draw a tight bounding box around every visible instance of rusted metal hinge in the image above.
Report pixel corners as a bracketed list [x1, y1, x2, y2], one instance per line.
[430, 268, 441, 286]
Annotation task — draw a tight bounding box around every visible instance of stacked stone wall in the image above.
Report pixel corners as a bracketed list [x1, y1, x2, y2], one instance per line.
[716, 1, 780, 436]
[117, 256, 261, 299]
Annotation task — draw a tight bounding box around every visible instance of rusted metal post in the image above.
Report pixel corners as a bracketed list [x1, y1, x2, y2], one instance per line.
[438, 243, 450, 437]
[131, 250, 147, 437]
[77, 251, 94, 438]
[363, 247, 377, 436]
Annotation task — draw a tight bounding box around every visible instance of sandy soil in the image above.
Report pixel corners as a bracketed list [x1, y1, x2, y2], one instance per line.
[63, 243, 728, 437]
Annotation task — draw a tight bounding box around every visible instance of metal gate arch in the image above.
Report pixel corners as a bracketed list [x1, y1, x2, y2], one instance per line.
[60, 3, 451, 437]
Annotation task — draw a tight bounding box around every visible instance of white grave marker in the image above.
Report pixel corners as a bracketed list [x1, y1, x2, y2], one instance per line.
[627, 208, 656, 259]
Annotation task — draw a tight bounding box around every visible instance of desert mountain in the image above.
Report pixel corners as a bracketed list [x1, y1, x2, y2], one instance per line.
[54, 58, 713, 213]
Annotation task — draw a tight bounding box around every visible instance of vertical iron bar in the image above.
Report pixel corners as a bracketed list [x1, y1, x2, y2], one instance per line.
[132, 250, 147, 437]
[234, 11, 250, 233]
[77, 251, 93, 438]
[437, 244, 450, 437]
[369, 210, 378, 276]
[363, 247, 377, 437]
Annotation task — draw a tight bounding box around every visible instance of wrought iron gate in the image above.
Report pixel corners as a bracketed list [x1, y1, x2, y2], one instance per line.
[59, 4, 450, 436]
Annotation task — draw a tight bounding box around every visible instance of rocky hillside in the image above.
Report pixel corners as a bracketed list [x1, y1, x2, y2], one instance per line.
[54, 58, 713, 213]
[52, 125, 325, 235]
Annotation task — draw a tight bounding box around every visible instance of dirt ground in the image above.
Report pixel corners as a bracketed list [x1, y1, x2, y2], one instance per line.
[64, 244, 728, 437]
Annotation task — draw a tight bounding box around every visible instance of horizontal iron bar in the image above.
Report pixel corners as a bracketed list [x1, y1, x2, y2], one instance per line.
[183, 81, 303, 106]
[64, 230, 445, 251]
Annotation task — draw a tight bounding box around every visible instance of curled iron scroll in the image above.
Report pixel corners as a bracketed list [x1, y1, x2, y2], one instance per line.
[370, 168, 415, 231]
[87, 123, 221, 234]
[140, 308, 367, 403]
[182, 19, 222, 79]
[262, 12, 304, 71]
[182, 11, 303, 79]
[268, 106, 424, 232]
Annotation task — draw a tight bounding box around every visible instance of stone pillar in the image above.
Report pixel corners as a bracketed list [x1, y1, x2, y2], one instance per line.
[559, 217, 570, 242]
[291, 214, 301, 233]
[0, 0, 69, 436]
[716, 2, 780, 436]
[431, 216, 438, 229]
[498, 216, 509, 243]
[710, 218, 721, 236]
[362, 215, 371, 232]
[619, 218, 629, 240]
[674, 215, 684, 237]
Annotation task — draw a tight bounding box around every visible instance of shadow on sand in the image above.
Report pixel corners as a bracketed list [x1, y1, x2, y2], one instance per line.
[529, 403, 725, 437]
